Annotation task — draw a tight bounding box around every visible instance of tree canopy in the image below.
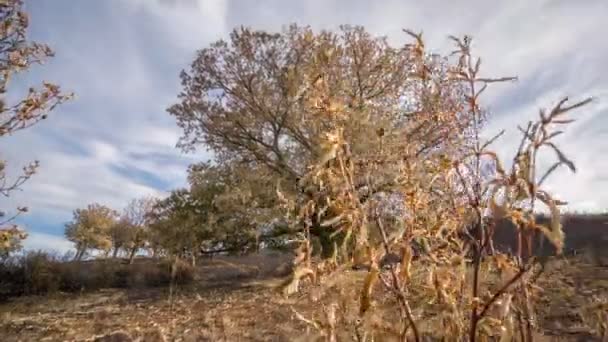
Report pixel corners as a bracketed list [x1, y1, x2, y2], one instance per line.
[168, 25, 479, 256]
[64, 203, 117, 261]
[169, 25, 471, 180]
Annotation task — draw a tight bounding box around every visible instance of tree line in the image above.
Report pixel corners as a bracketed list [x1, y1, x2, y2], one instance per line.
[62, 161, 289, 264]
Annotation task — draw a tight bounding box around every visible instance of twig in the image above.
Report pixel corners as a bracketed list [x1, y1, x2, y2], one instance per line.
[375, 214, 420, 342]
[477, 264, 530, 319]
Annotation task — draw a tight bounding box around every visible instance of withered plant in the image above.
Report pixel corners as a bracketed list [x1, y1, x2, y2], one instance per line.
[278, 30, 593, 341]
[169, 23, 601, 340]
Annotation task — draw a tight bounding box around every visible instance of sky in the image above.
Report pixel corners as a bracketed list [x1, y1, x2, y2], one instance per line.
[1, 0, 606, 254]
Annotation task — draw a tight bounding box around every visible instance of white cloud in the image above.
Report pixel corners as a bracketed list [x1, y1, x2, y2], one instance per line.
[126, 0, 228, 53]
[5, 148, 167, 222]
[1, 0, 219, 232]
[22, 231, 74, 255]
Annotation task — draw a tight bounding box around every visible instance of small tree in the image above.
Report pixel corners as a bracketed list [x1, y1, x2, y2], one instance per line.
[188, 161, 281, 254]
[120, 196, 155, 263]
[0, 0, 72, 257]
[64, 203, 117, 261]
[147, 189, 210, 265]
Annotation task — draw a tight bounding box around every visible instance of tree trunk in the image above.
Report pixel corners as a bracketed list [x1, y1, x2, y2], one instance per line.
[73, 248, 82, 261]
[191, 253, 196, 267]
[538, 232, 545, 255]
[318, 230, 335, 258]
[112, 246, 120, 258]
[128, 247, 138, 264]
[74, 243, 87, 261]
[315, 225, 346, 259]
[308, 205, 351, 260]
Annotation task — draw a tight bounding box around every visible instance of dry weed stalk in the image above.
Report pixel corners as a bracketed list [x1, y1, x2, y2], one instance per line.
[278, 28, 593, 341]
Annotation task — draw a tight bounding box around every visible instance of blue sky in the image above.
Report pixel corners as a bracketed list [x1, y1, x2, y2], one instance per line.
[1, 0, 606, 254]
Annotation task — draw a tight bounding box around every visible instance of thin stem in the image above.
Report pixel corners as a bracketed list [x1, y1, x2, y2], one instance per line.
[477, 265, 529, 319]
[469, 222, 482, 342]
[376, 214, 420, 342]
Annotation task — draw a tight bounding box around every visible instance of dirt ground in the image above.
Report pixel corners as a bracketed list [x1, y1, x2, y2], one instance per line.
[0, 252, 606, 341]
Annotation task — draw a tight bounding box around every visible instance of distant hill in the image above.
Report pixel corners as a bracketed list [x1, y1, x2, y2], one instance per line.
[493, 213, 608, 257]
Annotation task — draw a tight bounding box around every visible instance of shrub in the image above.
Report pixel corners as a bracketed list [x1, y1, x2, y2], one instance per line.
[272, 28, 595, 341]
[21, 251, 62, 295]
[0, 253, 195, 300]
[156, 258, 195, 286]
[58, 259, 123, 291]
[0, 251, 62, 298]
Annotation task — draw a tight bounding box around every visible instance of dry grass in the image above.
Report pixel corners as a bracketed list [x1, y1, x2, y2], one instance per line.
[0, 252, 605, 341]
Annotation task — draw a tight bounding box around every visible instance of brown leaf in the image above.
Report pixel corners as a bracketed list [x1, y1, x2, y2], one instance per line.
[359, 265, 379, 315]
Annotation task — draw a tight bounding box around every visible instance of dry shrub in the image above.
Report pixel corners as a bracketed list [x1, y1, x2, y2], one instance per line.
[57, 259, 132, 291]
[0, 253, 194, 300]
[152, 258, 194, 286]
[0, 251, 61, 298]
[277, 29, 598, 341]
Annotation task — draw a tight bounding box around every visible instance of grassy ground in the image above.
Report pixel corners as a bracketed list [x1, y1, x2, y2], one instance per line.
[0, 252, 606, 341]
